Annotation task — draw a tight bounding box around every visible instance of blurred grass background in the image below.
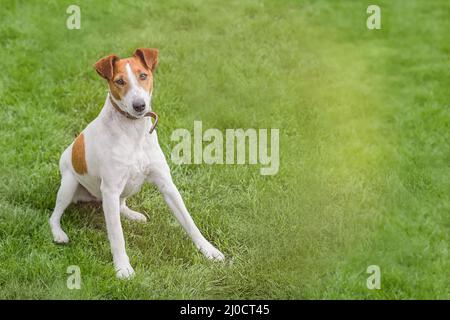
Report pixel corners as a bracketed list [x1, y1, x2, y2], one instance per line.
[0, 0, 448, 299]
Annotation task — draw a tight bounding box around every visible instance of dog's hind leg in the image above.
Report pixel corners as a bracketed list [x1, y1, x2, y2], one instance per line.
[49, 171, 78, 244]
[120, 198, 147, 222]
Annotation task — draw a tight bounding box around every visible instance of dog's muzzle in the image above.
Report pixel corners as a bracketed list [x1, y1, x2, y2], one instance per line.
[110, 96, 159, 134]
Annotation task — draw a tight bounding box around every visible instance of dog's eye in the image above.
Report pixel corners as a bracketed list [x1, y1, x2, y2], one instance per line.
[139, 73, 148, 80]
[115, 79, 125, 86]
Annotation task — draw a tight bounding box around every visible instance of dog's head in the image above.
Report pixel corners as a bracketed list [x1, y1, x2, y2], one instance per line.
[94, 48, 158, 118]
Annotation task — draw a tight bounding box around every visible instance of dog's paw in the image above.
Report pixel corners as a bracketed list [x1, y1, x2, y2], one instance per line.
[122, 209, 148, 222]
[197, 241, 225, 261]
[126, 211, 147, 222]
[115, 263, 135, 279]
[52, 229, 69, 244]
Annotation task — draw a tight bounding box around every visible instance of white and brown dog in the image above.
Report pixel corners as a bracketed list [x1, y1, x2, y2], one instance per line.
[49, 48, 224, 279]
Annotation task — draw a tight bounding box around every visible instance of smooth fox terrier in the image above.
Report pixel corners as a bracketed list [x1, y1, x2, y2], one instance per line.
[49, 48, 224, 279]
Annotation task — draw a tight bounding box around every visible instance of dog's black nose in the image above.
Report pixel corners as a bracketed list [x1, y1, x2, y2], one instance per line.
[132, 100, 146, 113]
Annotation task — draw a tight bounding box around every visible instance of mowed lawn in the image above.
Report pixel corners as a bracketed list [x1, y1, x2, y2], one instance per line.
[0, 0, 448, 299]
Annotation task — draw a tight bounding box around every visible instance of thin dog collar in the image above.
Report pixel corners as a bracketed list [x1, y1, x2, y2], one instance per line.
[109, 95, 159, 134]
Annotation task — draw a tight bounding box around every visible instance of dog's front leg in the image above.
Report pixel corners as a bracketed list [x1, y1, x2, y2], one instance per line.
[149, 169, 224, 261]
[101, 181, 134, 279]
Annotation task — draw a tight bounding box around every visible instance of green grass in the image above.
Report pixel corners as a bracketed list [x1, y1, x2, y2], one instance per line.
[0, 0, 448, 299]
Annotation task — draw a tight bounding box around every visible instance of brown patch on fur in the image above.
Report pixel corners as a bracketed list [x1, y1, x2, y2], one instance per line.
[109, 59, 131, 100]
[72, 133, 88, 175]
[128, 56, 154, 92]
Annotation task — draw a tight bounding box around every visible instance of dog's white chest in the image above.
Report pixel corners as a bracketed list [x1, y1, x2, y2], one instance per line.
[121, 149, 150, 198]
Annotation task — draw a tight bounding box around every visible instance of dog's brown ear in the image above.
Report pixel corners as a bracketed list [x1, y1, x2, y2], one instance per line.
[134, 48, 158, 72]
[93, 54, 120, 80]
